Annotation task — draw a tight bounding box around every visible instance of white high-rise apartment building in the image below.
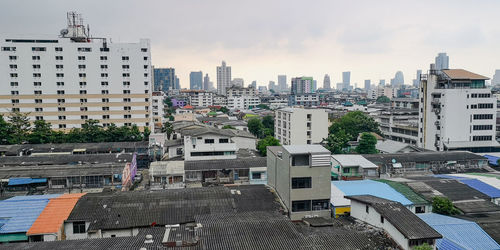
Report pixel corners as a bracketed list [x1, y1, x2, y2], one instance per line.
[275, 107, 328, 145]
[0, 12, 151, 131]
[217, 61, 231, 95]
[418, 66, 498, 152]
[278, 75, 287, 92]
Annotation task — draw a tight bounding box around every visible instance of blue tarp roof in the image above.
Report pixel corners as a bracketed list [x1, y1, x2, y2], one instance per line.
[418, 213, 500, 250]
[483, 154, 499, 166]
[331, 180, 413, 206]
[434, 175, 500, 198]
[460, 179, 500, 198]
[8, 178, 47, 186]
[0, 194, 60, 234]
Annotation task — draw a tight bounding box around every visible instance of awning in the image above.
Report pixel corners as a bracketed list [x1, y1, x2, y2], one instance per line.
[8, 178, 47, 186]
[331, 172, 339, 178]
[0, 233, 28, 242]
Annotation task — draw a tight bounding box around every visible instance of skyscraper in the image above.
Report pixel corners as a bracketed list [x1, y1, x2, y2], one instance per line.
[154, 68, 176, 92]
[323, 74, 331, 90]
[278, 75, 287, 92]
[342, 72, 351, 90]
[291, 77, 314, 95]
[391, 71, 404, 87]
[250, 81, 257, 89]
[203, 74, 210, 90]
[435, 53, 449, 70]
[379, 79, 385, 86]
[492, 70, 500, 86]
[175, 76, 180, 89]
[269, 81, 276, 92]
[217, 61, 231, 95]
[364, 80, 371, 90]
[189, 71, 203, 90]
[413, 70, 422, 88]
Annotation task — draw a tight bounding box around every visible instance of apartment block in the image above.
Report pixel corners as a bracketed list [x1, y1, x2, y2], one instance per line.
[180, 90, 214, 107]
[227, 96, 261, 110]
[0, 13, 151, 130]
[418, 67, 499, 152]
[275, 107, 328, 145]
[267, 145, 331, 220]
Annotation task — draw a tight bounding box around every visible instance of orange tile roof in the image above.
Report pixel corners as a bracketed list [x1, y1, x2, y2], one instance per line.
[27, 193, 86, 235]
[442, 69, 489, 80]
[184, 105, 194, 109]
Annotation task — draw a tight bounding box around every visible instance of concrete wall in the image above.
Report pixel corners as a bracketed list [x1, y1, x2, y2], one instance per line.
[64, 221, 91, 240]
[231, 136, 256, 150]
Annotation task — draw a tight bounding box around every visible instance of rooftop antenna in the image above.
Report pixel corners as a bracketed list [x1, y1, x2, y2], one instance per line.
[62, 11, 89, 42]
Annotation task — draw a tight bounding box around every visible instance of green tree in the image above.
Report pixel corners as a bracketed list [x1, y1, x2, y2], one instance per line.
[413, 243, 433, 250]
[356, 132, 378, 154]
[219, 107, 229, 114]
[162, 121, 174, 140]
[142, 127, 151, 140]
[257, 104, 270, 110]
[328, 111, 381, 141]
[222, 125, 236, 129]
[376, 95, 391, 103]
[28, 120, 54, 144]
[8, 111, 31, 144]
[0, 115, 14, 145]
[262, 115, 274, 130]
[325, 130, 350, 154]
[81, 119, 106, 142]
[247, 118, 263, 138]
[164, 97, 173, 107]
[432, 197, 460, 215]
[257, 136, 280, 156]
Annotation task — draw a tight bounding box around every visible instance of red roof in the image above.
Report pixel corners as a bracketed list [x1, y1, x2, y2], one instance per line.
[183, 105, 194, 109]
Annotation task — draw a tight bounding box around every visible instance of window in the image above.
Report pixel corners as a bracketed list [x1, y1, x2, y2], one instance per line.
[380, 216, 384, 223]
[77, 47, 91, 52]
[58, 107, 65, 111]
[252, 172, 262, 180]
[124, 114, 131, 119]
[11, 99, 19, 104]
[10, 73, 18, 77]
[78, 65, 86, 69]
[102, 115, 110, 119]
[144, 56, 148, 60]
[144, 81, 149, 86]
[100, 47, 110, 52]
[478, 103, 494, 109]
[79, 82, 87, 86]
[100, 56, 107, 60]
[79, 73, 86, 78]
[123, 81, 130, 86]
[312, 199, 329, 210]
[35, 108, 43, 112]
[57, 82, 64, 86]
[473, 135, 492, 141]
[292, 177, 312, 189]
[101, 73, 108, 77]
[57, 99, 65, 103]
[122, 56, 129, 60]
[10, 82, 18, 86]
[473, 114, 493, 120]
[55, 47, 63, 52]
[80, 99, 87, 103]
[58, 116, 66, 120]
[291, 200, 311, 212]
[80, 90, 87, 95]
[144, 73, 148, 77]
[73, 222, 86, 234]
[473, 125, 493, 130]
[34, 82, 42, 86]
[11, 91, 19, 95]
[205, 139, 215, 144]
[123, 90, 130, 94]
[56, 73, 64, 77]
[9, 56, 17, 60]
[80, 107, 87, 112]
[32, 47, 46, 51]
[102, 98, 109, 103]
[102, 90, 109, 94]
[59, 124, 66, 129]
[292, 154, 310, 166]
[101, 81, 109, 86]
[33, 64, 41, 69]
[124, 106, 131, 110]
[219, 138, 229, 143]
[33, 73, 41, 77]
[2, 47, 16, 51]
[81, 115, 88, 120]
[78, 56, 85, 60]
[144, 65, 148, 69]
[11, 108, 20, 112]
[57, 90, 65, 94]
[123, 73, 130, 77]
[141, 48, 148, 52]
[34, 90, 42, 95]
[366, 205, 369, 213]
[123, 98, 131, 102]
[415, 206, 425, 214]
[55, 56, 63, 60]
[35, 99, 42, 103]
[100, 65, 108, 69]
[102, 107, 109, 111]
[56, 64, 63, 69]
[122, 65, 130, 69]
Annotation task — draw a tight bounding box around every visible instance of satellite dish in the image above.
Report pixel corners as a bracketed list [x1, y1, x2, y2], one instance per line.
[60, 29, 69, 36]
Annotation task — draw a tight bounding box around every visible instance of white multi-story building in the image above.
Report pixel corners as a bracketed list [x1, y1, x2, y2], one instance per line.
[275, 107, 328, 145]
[268, 96, 288, 109]
[216, 61, 231, 95]
[226, 86, 257, 97]
[151, 91, 165, 132]
[212, 95, 227, 107]
[288, 94, 320, 107]
[231, 78, 244, 88]
[418, 67, 499, 152]
[227, 96, 261, 110]
[0, 13, 151, 131]
[180, 90, 214, 107]
[368, 86, 396, 100]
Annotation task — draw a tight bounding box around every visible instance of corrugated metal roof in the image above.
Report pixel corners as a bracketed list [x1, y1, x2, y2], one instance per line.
[483, 154, 499, 166]
[418, 213, 500, 250]
[374, 179, 429, 205]
[331, 155, 378, 169]
[8, 178, 47, 186]
[283, 145, 330, 155]
[0, 194, 60, 234]
[450, 173, 500, 190]
[332, 180, 413, 206]
[27, 193, 86, 236]
[459, 179, 500, 198]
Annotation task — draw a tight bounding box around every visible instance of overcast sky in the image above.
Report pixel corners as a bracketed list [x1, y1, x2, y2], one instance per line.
[1, 0, 500, 88]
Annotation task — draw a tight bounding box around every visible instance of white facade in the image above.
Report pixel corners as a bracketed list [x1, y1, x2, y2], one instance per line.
[216, 61, 231, 95]
[269, 96, 288, 109]
[183, 133, 237, 161]
[227, 96, 261, 110]
[418, 69, 498, 151]
[151, 91, 165, 132]
[275, 108, 328, 145]
[0, 35, 152, 130]
[213, 95, 227, 106]
[226, 86, 257, 97]
[180, 90, 214, 107]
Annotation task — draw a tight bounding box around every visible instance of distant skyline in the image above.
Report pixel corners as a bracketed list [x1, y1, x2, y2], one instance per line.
[1, 0, 500, 88]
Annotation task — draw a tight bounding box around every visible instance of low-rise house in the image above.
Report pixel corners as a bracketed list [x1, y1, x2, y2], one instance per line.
[376, 139, 425, 154]
[267, 145, 332, 220]
[418, 213, 500, 250]
[346, 195, 442, 250]
[149, 161, 185, 189]
[26, 193, 86, 242]
[363, 151, 489, 177]
[331, 155, 378, 180]
[249, 167, 267, 185]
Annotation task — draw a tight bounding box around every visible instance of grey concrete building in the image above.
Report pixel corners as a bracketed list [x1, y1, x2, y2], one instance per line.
[267, 145, 331, 220]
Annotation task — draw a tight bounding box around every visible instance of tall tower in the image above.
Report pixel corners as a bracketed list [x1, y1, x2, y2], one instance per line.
[278, 75, 287, 92]
[435, 53, 449, 70]
[189, 71, 203, 90]
[342, 72, 351, 90]
[217, 61, 232, 95]
[364, 80, 371, 90]
[203, 74, 210, 90]
[323, 74, 331, 90]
